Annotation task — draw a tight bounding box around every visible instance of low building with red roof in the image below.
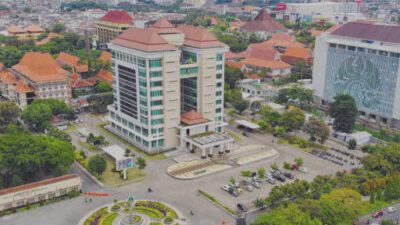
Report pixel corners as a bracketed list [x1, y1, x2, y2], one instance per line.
[241, 57, 292, 78]
[281, 47, 313, 65]
[98, 51, 112, 63]
[240, 8, 287, 40]
[8, 52, 72, 108]
[56, 52, 89, 74]
[6, 24, 45, 40]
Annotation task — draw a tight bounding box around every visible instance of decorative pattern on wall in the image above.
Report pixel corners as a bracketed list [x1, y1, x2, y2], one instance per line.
[324, 47, 400, 117]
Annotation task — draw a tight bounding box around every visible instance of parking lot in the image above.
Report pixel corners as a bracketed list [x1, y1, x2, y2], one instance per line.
[199, 125, 344, 211]
[355, 203, 400, 225]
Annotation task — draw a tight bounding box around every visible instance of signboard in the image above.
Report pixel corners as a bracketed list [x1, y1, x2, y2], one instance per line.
[116, 157, 134, 171]
[276, 3, 286, 11]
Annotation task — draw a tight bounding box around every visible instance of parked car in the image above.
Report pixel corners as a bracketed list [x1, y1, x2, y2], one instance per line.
[272, 171, 286, 182]
[242, 132, 249, 137]
[244, 185, 253, 192]
[299, 167, 308, 173]
[220, 184, 230, 192]
[229, 189, 239, 197]
[387, 206, 397, 213]
[252, 177, 261, 183]
[266, 177, 276, 185]
[371, 210, 384, 218]
[265, 172, 273, 177]
[231, 182, 240, 188]
[252, 181, 261, 188]
[283, 172, 294, 179]
[237, 203, 248, 212]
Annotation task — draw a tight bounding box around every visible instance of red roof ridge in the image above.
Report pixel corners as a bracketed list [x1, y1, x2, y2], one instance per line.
[100, 10, 133, 24]
[152, 17, 175, 28]
[0, 174, 79, 196]
[181, 110, 209, 125]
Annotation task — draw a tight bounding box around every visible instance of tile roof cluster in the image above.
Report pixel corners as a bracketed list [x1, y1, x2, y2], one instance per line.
[95, 69, 113, 84]
[0, 70, 17, 85]
[149, 17, 182, 34]
[242, 57, 291, 69]
[330, 21, 400, 44]
[98, 51, 112, 63]
[0, 174, 79, 196]
[178, 25, 226, 49]
[12, 52, 69, 83]
[181, 110, 209, 125]
[240, 8, 287, 33]
[7, 24, 45, 34]
[281, 47, 312, 65]
[56, 52, 89, 73]
[15, 80, 35, 93]
[100, 10, 133, 24]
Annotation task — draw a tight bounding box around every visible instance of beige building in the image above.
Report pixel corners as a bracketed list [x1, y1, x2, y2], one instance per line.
[0, 174, 81, 212]
[107, 18, 232, 155]
[95, 10, 133, 49]
[6, 25, 45, 40]
[0, 52, 71, 108]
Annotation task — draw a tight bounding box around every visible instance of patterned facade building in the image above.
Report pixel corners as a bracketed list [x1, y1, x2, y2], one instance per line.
[313, 21, 400, 129]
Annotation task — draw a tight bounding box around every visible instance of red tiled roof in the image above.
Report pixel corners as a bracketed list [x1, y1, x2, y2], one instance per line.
[0, 70, 18, 84]
[225, 51, 240, 60]
[71, 79, 95, 89]
[239, 44, 279, 61]
[100, 10, 133, 24]
[7, 25, 24, 34]
[225, 61, 245, 70]
[25, 24, 45, 33]
[263, 39, 304, 48]
[178, 25, 226, 49]
[181, 110, 209, 125]
[112, 27, 176, 52]
[98, 51, 112, 63]
[12, 52, 69, 82]
[282, 47, 311, 65]
[150, 17, 182, 34]
[57, 52, 80, 67]
[95, 69, 113, 84]
[15, 80, 35, 93]
[0, 174, 79, 196]
[240, 8, 287, 33]
[270, 33, 295, 42]
[242, 57, 291, 69]
[331, 21, 400, 44]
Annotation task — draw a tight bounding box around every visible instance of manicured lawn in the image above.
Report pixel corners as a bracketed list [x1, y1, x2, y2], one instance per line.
[227, 131, 241, 142]
[134, 207, 163, 219]
[96, 122, 165, 160]
[100, 213, 118, 225]
[98, 158, 146, 187]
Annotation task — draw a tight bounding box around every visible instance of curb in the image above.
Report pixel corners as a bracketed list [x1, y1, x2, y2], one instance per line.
[198, 190, 237, 218]
[74, 161, 105, 188]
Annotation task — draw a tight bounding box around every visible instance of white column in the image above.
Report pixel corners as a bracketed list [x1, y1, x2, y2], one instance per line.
[201, 148, 206, 159]
[208, 147, 214, 157]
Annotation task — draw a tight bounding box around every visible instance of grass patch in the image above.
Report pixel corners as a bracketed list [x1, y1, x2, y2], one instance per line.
[99, 212, 118, 225]
[64, 124, 77, 133]
[96, 122, 165, 160]
[198, 190, 237, 215]
[134, 207, 163, 219]
[135, 200, 178, 219]
[227, 131, 241, 142]
[78, 140, 98, 152]
[360, 200, 400, 215]
[98, 157, 146, 187]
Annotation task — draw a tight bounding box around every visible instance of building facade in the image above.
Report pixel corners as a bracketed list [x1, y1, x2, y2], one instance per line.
[95, 10, 134, 49]
[0, 52, 71, 108]
[313, 21, 400, 129]
[0, 174, 81, 212]
[107, 18, 229, 154]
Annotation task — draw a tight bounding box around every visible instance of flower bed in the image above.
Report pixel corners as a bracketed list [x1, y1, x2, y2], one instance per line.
[135, 201, 178, 219]
[133, 207, 163, 219]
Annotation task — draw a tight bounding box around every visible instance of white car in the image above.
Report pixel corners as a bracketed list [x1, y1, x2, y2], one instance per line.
[244, 185, 253, 192]
[387, 206, 397, 213]
[299, 167, 308, 173]
[220, 184, 230, 192]
[252, 182, 261, 188]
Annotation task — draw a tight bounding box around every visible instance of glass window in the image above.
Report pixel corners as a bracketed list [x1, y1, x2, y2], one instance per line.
[150, 71, 162, 77]
[158, 139, 164, 147]
[151, 109, 163, 116]
[216, 53, 223, 61]
[149, 59, 162, 68]
[151, 100, 163, 106]
[151, 119, 164, 125]
[151, 81, 162, 87]
[216, 82, 222, 88]
[151, 90, 163, 97]
[137, 57, 145, 67]
[216, 91, 222, 96]
[216, 64, 223, 70]
[216, 73, 222, 79]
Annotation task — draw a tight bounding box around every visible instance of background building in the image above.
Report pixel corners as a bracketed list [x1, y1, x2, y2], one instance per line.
[313, 21, 400, 129]
[95, 10, 134, 49]
[107, 18, 228, 154]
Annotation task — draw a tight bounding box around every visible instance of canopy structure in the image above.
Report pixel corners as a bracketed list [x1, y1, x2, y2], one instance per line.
[102, 145, 134, 172]
[235, 119, 260, 129]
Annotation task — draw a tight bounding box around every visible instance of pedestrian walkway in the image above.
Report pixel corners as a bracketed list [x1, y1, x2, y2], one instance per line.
[167, 160, 232, 179]
[231, 145, 278, 165]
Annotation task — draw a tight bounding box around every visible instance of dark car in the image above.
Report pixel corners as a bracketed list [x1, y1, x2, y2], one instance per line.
[237, 203, 248, 212]
[242, 132, 250, 137]
[283, 172, 294, 179]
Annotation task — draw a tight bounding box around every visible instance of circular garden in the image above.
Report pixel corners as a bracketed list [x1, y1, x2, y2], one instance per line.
[82, 200, 182, 225]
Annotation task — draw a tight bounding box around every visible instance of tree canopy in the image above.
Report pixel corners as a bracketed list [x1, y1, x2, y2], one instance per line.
[0, 101, 21, 132]
[0, 125, 75, 188]
[330, 94, 358, 133]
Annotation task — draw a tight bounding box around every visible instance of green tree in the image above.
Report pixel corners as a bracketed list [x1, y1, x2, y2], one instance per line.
[271, 163, 278, 171]
[294, 157, 304, 167]
[87, 93, 114, 113]
[47, 127, 71, 143]
[52, 23, 66, 33]
[283, 161, 291, 170]
[304, 117, 330, 144]
[252, 204, 322, 225]
[88, 155, 107, 175]
[281, 106, 305, 132]
[329, 94, 357, 133]
[95, 81, 112, 93]
[0, 101, 21, 132]
[136, 157, 146, 169]
[22, 103, 52, 131]
[241, 170, 252, 177]
[275, 84, 313, 109]
[347, 139, 357, 150]
[224, 65, 244, 89]
[233, 99, 249, 115]
[257, 168, 265, 179]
